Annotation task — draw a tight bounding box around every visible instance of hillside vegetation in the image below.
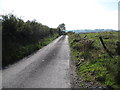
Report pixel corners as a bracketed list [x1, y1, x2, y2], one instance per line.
[2, 14, 62, 68]
[68, 31, 120, 89]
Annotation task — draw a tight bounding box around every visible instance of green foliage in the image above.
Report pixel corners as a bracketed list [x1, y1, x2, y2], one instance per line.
[68, 31, 120, 89]
[2, 14, 59, 67]
[57, 23, 66, 35]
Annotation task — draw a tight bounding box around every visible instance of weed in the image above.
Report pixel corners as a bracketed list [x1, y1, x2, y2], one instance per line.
[68, 31, 120, 89]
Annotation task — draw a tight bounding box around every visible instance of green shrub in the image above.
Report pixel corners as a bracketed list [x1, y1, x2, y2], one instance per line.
[2, 14, 60, 67]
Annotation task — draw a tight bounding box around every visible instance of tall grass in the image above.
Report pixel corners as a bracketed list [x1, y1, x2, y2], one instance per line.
[68, 31, 120, 89]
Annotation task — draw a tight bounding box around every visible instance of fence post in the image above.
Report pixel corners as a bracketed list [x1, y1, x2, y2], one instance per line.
[99, 36, 113, 58]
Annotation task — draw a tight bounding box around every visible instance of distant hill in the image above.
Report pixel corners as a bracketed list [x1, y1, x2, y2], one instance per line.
[66, 29, 117, 33]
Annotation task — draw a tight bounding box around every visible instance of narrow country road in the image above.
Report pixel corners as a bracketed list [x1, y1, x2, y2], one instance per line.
[2, 35, 71, 88]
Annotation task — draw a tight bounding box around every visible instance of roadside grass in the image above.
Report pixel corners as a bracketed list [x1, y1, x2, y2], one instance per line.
[68, 31, 120, 89]
[3, 34, 59, 68]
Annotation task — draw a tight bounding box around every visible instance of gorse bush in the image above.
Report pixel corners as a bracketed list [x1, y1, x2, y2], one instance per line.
[2, 14, 60, 67]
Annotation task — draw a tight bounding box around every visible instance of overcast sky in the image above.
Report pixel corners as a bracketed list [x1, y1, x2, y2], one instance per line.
[0, 0, 119, 30]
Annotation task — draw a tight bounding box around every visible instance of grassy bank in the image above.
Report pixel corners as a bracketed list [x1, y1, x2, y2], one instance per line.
[68, 31, 120, 89]
[3, 34, 59, 68]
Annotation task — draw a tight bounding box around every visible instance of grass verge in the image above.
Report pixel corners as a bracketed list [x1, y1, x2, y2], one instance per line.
[3, 34, 59, 68]
[68, 31, 120, 89]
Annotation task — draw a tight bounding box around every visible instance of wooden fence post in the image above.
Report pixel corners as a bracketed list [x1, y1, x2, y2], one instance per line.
[99, 36, 113, 58]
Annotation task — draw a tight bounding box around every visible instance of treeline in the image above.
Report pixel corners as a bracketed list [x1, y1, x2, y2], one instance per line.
[2, 14, 61, 67]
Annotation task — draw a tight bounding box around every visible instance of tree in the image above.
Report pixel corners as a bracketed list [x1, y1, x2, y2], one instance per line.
[2, 14, 59, 67]
[57, 23, 66, 35]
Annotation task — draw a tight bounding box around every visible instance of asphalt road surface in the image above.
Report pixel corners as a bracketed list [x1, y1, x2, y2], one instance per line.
[2, 35, 71, 88]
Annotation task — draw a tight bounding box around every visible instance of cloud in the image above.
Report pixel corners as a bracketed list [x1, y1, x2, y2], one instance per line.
[0, 0, 118, 30]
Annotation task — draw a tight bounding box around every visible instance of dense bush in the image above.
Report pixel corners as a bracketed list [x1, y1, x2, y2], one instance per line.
[2, 14, 60, 67]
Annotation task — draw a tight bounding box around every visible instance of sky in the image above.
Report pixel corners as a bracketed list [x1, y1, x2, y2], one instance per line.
[0, 0, 119, 30]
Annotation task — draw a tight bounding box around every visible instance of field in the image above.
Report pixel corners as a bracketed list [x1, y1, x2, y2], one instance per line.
[68, 31, 120, 89]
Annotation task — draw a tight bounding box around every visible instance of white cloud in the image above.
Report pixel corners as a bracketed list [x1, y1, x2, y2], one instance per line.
[0, 0, 118, 30]
[95, 0, 119, 3]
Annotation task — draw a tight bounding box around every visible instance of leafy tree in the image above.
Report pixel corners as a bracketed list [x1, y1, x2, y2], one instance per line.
[57, 23, 66, 35]
[2, 14, 59, 67]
